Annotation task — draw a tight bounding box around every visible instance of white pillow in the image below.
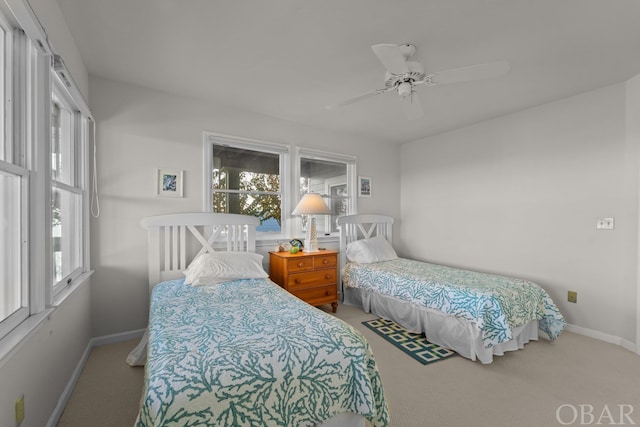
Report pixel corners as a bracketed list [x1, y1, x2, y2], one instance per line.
[345, 235, 397, 264]
[183, 252, 268, 286]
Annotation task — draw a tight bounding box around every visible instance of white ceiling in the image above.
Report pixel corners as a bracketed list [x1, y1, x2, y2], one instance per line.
[56, 0, 640, 145]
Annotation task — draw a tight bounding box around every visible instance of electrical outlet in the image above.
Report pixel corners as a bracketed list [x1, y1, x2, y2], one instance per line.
[15, 394, 24, 425]
[568, 291, 577, 303]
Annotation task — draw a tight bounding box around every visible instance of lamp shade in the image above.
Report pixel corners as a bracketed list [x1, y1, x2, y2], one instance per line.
[291, 193, 331, 215]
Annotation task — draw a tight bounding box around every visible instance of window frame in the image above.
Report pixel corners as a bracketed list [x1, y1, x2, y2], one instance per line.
[50, 75, 86, 298]
[0, 162, 30, 340]
[203, 131, 291, 239]
[0, 13, 11, 163]
[0, 13, 30, 341]
[294, 147, 357, 237]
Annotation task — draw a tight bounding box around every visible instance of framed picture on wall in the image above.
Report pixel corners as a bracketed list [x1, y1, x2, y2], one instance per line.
[157, 168, 184, 198]
[358, 176, 372, 198]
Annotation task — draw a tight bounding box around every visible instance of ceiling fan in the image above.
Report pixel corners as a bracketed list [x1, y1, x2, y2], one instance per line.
[326, 44, 510, 120]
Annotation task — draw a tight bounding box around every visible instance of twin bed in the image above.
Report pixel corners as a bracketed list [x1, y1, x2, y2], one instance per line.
[133, 213, 389, 427]
[337, 214, 566, 364]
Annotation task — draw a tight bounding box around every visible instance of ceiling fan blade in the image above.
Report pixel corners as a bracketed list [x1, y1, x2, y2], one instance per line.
[325, 87, 393, 110]
[431, 60, 510, 85]
[400, 94, 424, 120]
[371, 44, 409, 75]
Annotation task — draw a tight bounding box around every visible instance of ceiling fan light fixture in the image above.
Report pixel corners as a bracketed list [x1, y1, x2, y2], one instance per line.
[397, 81, 413, 98]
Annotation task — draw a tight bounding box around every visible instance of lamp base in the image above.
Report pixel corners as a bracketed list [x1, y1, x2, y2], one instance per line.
[302, 239, 320, 252]
[302, 216, 320, 252]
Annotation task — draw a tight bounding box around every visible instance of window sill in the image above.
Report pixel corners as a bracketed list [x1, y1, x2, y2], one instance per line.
[0, 270, 93, 368]
[51, 270, 94, 307]
[256, 235, 339, 248]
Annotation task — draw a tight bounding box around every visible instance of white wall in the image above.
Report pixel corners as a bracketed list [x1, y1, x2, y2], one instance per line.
[88, 76, 401, 337]
[0, 284, 91, 427]
[400, 82, 639, 344]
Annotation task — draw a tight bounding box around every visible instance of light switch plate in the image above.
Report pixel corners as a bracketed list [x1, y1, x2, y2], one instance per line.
[596, 217, 614, 230]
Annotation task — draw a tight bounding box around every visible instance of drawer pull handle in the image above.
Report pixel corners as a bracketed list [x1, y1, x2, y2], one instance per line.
[325, 274, 331, 279]
[298, 262, 305, 267]
[294, 279, 301, 284]
[322, 259, 328, 264]
[325, 290, 330, 296]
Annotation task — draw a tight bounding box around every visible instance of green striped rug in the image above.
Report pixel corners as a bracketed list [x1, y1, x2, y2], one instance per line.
[362, 318, 457, 364]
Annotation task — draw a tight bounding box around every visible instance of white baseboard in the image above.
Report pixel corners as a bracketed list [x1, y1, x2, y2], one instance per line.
[92, 328, 146, 347]
[621, 339, 638, 354]
[46, 328, 146, 427]
[46, 340, 93, 427]
[566, 323, 638, 354]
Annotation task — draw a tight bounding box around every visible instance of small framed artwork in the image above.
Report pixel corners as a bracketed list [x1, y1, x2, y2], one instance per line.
[157, 168, 184, 198]
[358, 176, 372, 198]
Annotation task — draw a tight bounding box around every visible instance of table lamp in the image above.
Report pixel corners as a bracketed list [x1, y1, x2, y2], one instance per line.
[291, 193, 331, 252]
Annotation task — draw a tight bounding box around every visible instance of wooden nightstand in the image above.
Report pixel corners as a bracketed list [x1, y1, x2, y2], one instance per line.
[269, 250, 339, 313]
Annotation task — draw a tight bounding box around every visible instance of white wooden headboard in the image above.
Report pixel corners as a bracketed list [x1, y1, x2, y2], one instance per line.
[336, 214, 395, 280]
[141, 212, 260, 289]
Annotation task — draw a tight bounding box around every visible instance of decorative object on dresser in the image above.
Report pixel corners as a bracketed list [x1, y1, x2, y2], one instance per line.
[270, 249, 339, 313]
[291, 193, 331, 252]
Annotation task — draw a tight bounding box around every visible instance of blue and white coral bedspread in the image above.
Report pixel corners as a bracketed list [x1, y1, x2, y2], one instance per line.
[136, 278, 389, 427]
[343, 258, 566, 348]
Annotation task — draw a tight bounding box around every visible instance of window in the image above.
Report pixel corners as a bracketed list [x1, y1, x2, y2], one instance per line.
[0, 13, 29, 340]
[297, 149, 356, 235]
[0, 4, 91, 345]
[203, 132, 357, 241]
[204, 133, 289, 235]
[51, 83, 84, 294]
[0, 168, 28, 337]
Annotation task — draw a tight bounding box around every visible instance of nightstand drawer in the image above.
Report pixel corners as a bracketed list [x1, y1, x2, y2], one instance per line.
[291, 285, 337, 304]
[286, 257, 314, 272]
[313, 255, 337, 269]
[288, 270, 336, 290]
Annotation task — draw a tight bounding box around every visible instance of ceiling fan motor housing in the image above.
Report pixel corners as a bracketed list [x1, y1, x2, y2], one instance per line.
[384, 60, 426, 94]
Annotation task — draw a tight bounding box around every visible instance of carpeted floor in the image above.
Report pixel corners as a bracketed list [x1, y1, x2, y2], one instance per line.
[57, 303, 640, 427]
[56, 339, 145, 427]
